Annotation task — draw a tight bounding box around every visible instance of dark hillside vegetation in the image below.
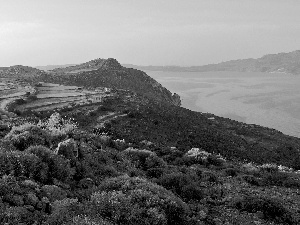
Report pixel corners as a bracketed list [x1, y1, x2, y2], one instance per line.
[86, 92, 300, 169]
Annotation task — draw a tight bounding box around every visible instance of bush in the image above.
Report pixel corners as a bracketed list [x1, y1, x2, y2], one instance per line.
[235, 195, 298, 224]
[0, 151, 41, 179]
[223, 167, 240, 177]
[242, 175, 264, 186]
[25, 145, 72, 183]
[262, 171, 300, 188]
[123, 148, 155, 169]
[91, 175, 190, 225]
[4, 124, 51, 151]
[156, 172, 204, 200]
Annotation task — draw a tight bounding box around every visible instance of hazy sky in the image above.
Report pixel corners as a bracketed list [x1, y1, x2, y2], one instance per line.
[1, 0, 300, 66]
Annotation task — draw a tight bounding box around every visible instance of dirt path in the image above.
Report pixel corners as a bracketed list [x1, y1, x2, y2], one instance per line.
[95, 112, 127, 128]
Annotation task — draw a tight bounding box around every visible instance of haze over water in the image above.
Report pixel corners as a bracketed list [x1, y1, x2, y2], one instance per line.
[147, 71, 300, 138]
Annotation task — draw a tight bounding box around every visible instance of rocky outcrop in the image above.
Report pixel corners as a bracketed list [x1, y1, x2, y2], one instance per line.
[55, 138, 78, 160]
[171, 93, 181, 106]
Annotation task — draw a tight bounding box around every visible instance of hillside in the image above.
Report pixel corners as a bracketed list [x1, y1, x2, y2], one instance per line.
[124, 50, 300, 75]
[1, 87, 300, 224]
[1, 56, 300, 224]
[0, 65, 44, 78]
[30, 58, 181, 106]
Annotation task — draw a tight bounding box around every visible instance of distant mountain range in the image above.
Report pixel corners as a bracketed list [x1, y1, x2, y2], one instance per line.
[123, 50, 300, 75]
[34, 50, 300, 75]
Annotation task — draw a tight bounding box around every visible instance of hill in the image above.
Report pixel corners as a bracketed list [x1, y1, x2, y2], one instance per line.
[29, 58, 181, 106]
[124, 50, 300, 75]
[1, 56, 300, 224]
[0, 65, 44, 78]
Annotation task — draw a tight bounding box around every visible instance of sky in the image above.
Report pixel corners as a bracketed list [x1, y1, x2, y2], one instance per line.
[1, 0, 300, 67]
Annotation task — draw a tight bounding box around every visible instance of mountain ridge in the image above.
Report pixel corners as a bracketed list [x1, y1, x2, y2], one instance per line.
[123, 50, 300, 75]
[24, 58, 181, 106]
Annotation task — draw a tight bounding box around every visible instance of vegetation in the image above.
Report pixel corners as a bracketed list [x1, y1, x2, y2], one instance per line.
[0, 71, 300, 224]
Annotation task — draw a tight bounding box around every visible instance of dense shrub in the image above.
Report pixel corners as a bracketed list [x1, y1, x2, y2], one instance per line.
[4, 124, 51, 151]
[235, 195, 298, 224]
[242, 175, 264, 186]
[223, 167, 240, 177]
[156, 172, 204, 200]
[25, 145, 73, 183]
[0, 151, 41, 179]
[91, 175, 190, 225]
[262, 171, 300, 188]
[123, 148, 155, 169]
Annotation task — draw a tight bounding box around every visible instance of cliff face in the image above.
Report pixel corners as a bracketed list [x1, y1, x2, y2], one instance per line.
[31, 58, 181, 106]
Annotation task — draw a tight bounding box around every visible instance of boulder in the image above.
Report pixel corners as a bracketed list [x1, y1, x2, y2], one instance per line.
[55, 138, 78, 160]
[41, 185, 67, 202]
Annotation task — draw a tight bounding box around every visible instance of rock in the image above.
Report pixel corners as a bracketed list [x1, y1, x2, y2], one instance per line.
[171, 93, 181, 106]
[24, 192, 39, 207]
[41, 185, 67, 202]
[55, 138, 78, 160]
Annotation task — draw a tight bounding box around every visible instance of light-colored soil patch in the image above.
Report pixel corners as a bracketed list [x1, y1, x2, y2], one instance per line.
[37, 92, 85, 98]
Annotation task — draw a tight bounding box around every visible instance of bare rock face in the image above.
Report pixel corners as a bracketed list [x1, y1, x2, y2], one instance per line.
[171, 93, 181, 106]
[55, 138, 78, 160]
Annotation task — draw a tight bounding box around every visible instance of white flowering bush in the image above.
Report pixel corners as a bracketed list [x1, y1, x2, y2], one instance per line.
[185, 148, 226, 166]
[259, 163, 279, 173]
[185, 148, 211, 160]
[38, 112, 77, 137]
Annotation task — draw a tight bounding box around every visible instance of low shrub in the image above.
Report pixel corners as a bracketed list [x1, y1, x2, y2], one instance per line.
[91, 175, 190, 225]
[0, 151, 41, 179]
[25, 145, 72, 183]
[235, 195, 298, 224]
[4, 124, 51, 151]
[262, 171, 300, 188]
[242, 175, 264, 186]
[156, 172, 204, 200]
[223, 167, 240, 177]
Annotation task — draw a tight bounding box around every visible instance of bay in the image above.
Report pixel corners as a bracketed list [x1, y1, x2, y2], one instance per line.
[147, 71, 300, 138]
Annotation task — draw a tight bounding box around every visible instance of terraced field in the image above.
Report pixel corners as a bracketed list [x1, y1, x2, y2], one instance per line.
[0, 80, 113, 117]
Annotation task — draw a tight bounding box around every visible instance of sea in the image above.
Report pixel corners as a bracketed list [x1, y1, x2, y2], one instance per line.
[146, 71, 300, 138]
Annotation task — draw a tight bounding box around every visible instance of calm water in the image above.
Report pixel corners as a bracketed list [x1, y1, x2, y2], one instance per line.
[146, 71, 300, 138]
